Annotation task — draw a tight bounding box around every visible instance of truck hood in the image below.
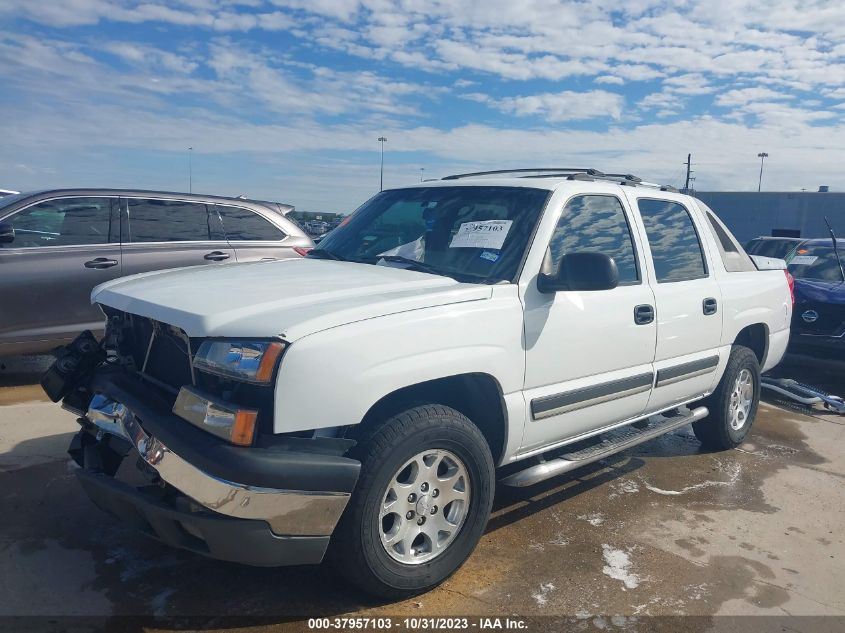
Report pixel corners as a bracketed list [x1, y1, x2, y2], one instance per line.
[92, 258, 492, 340]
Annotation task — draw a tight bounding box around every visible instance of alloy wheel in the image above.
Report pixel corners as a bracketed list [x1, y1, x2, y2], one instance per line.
[378, 449, 470, 565]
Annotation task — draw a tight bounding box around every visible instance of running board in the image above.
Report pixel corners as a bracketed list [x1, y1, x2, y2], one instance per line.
[501, 406, 709, 487]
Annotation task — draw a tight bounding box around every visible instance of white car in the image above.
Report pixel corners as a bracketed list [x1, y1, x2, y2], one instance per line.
[45, 168, 792, 598]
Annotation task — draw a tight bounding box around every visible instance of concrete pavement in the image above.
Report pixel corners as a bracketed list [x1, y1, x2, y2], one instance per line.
[0, 356, 843, 630]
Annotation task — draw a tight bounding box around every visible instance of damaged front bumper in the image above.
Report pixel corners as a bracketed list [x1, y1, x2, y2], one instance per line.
[67, 368, 360, 567]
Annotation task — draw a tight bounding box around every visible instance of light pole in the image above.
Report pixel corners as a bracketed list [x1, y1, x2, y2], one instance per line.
[188, 146, 193, 194]
[378, 136, 387, 191]
[757, 152, 768, 192]
[420, 167, 425, 182]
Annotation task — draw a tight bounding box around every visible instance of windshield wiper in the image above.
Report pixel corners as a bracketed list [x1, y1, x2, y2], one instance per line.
[375, 255, 444, 275]
[306, 249, 346, 261]
[374, 255, 480, 283]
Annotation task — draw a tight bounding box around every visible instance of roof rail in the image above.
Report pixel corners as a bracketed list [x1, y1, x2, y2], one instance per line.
[604, 173, 642, 183]
[441, 168, 605, 180]
[440, 167, 679, 193]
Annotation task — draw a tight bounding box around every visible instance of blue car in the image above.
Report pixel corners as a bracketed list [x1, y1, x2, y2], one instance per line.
[786, 238, 845, 360]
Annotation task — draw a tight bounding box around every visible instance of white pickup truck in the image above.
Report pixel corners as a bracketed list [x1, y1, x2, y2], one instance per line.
[44, 168, 793, 598]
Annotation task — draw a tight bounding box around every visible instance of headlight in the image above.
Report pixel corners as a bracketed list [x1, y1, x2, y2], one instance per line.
[193, 340, 285, 384]
[173, 386, 258, 446]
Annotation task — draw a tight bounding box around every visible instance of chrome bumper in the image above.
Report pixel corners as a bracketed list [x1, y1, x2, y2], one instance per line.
[86, 394, 350, 536]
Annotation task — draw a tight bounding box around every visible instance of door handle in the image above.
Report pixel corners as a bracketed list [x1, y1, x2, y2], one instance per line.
[84, 257, 118, 269]
[703, 297, 718, 315]
[204, 251, 230, 261]
[634, 304, 655, 325]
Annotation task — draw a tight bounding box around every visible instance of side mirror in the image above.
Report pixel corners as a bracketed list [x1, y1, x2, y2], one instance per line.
[537, 252, 619, 293]
[0, 223, 14, 244]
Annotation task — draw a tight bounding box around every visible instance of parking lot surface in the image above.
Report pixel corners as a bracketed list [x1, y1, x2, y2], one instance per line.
[1, 356, 843, 631]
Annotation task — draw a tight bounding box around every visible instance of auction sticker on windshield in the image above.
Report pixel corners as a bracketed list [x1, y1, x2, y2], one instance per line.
[450, 220, 513, 249]
[790, 255, 818, 265]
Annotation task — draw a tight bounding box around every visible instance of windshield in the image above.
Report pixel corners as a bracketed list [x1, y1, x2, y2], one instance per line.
[787, 244, 845, 282]
[745, 238, 800, 259]
[312, 186, 550, 283]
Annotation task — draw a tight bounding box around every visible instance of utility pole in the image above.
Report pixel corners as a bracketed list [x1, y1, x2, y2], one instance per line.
[684, 153, 692, 193]
[757, 152, 768, 192]
[378, 136, 387, 191]
[188, 146, 193, 194]
[420, 167, 425, 182]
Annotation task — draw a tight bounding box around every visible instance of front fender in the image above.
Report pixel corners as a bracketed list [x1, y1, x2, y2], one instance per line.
[273, 289, 525, 434]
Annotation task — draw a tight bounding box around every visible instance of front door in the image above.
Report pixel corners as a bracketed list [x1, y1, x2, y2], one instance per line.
[119, 197, 236, 276]
[0, 196, 121, 351]
[521, 193, 657, 453]
[626, 196, 723, 412]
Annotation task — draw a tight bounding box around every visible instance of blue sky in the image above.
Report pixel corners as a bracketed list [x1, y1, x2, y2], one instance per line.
[1, 0, 844, 212]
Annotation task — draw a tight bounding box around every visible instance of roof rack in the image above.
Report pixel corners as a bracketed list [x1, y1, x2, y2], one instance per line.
[441, 168, 605, 180]
[440, 168, 679, 192]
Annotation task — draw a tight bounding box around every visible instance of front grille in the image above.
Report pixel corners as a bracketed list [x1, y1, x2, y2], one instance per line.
[793, 302, 845, 336]
[122, 315, 194, 392]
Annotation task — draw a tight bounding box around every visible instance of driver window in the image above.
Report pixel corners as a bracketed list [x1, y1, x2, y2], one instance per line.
[549, 195, 640, 284]
[3, 197, 115, 248]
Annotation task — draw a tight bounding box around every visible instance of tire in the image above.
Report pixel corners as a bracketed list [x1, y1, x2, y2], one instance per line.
[331, 404, 495, 599]
[692, 346, 760, 450]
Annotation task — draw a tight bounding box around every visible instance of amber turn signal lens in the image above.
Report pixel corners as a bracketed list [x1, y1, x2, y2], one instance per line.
[255, 342, 285, 383]
[231, 409, 259, 446]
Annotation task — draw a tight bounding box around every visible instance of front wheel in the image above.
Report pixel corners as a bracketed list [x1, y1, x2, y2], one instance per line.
[692, 346, 760, 450]
[331, 405, 495, 599]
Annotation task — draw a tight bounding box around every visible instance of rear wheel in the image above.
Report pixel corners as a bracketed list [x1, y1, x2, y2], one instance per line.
[332, 405, 495, 599]
[692, 346, 760, 450]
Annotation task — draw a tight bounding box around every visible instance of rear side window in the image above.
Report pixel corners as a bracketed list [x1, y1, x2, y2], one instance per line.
[3, 197, 116, 248]
[706, 213, 738, 253]
[637, 199, 707, 282]
[549, 195, 639, 284]
[702, 206, 756, 272]
[216, 205, 285, 241]
[126, 199, 212, 242]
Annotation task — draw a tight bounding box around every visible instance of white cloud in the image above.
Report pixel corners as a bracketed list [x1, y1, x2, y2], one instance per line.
[473, 90, 625, 122]
[595, 75, 625, 86]
[0, 34, 439, 120]
[101, 42, 199, 73]
[2, 0, 845, 209]
[663, 73, 714, 96]
[4, 0, 845, 96]
[714, 87, 793, 108]
[5, 98, 845, 207]
[639, 91, 684, 113]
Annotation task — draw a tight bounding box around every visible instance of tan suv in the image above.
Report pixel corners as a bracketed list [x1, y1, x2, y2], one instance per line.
[0, 189, 313, 356]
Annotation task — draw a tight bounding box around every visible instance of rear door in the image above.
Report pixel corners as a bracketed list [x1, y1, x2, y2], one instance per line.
[626, 195, 723, 412]
[120, 197, 236, 276]
[0, 196, 120, 350]
[214, 204, 297, 262]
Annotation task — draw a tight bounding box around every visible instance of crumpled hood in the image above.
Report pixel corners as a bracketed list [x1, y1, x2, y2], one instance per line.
[92, 258, 491, 340]
[793, 277, 845, 304]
